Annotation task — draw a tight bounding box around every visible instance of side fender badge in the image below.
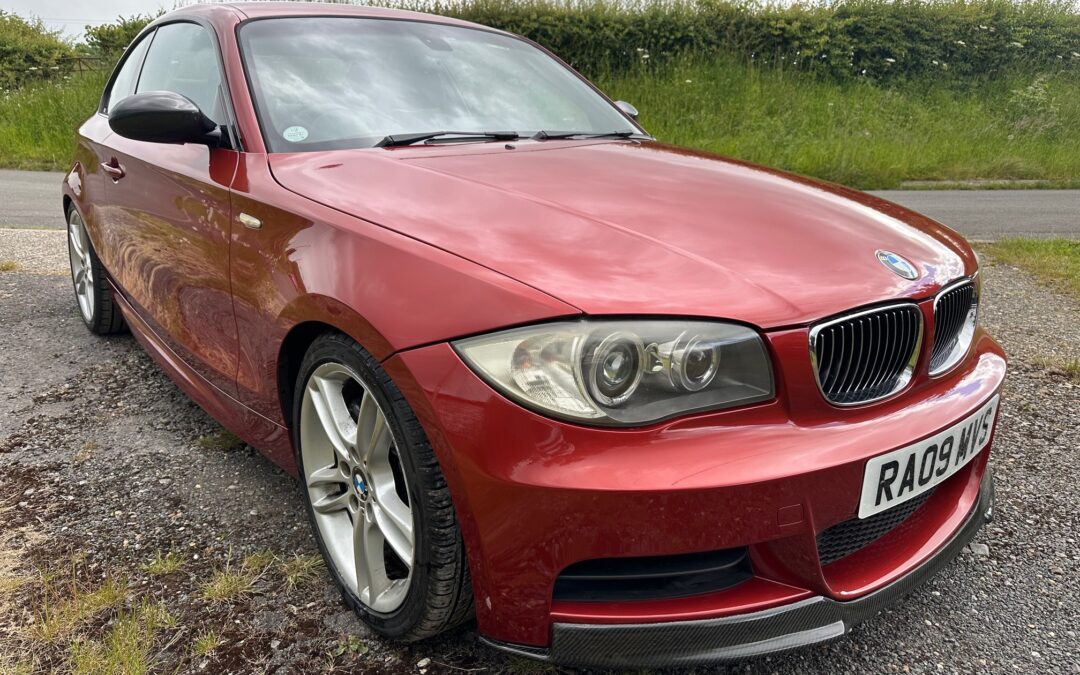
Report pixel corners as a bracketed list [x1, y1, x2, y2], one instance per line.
[239, 213, 262, 230]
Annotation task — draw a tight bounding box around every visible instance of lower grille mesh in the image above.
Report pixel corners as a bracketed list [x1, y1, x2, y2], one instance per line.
[817, 490, 934, 566]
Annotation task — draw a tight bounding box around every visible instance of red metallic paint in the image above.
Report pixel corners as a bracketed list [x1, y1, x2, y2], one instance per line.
[63, 2, 1006, 653]
[384, 331, 1003, 645]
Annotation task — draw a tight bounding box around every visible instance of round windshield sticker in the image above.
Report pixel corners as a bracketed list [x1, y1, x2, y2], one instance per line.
[283, 126, 309, 142]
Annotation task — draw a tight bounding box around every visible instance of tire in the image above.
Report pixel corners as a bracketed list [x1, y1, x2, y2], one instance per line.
[292, 332, 473, 640]
[66, 206, 125, 335]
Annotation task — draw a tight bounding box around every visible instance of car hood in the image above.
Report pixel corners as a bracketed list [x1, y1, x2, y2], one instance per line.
[269, 141, 974, 329]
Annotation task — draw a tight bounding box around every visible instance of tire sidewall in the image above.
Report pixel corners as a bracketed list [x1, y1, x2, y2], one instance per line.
[292, 334, 434, 637]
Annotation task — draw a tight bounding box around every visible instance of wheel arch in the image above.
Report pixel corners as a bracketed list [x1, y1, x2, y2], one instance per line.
[273, 292, 397, 432]
[277, 319, 341, 430]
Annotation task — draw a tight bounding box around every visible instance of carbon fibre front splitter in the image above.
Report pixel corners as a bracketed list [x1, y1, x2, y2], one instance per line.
[482, 474, 994, 669]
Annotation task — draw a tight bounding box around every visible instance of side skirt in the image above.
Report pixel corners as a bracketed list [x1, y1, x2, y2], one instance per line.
[108, 279, 296, 473]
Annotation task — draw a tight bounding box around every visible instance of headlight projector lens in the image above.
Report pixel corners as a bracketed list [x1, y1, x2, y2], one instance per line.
[673, 334, 720, 392]
[587, 332, 644, 406]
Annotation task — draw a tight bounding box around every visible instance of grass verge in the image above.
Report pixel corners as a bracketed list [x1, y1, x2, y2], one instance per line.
[983, 238, 1080, 299]
[0, 73, 106, 171]
[3, 57, 1080, 187]
[597, 57, 1080, 189]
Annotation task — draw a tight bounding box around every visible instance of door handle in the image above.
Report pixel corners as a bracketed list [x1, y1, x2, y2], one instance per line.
[103, 158, 126, 181]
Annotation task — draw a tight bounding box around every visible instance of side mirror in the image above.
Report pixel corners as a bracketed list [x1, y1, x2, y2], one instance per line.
[615, 100, 639, 120]
[108, 91, 220, 146]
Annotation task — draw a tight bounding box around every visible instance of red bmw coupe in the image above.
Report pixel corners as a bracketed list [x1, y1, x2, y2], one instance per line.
[63, 2, 1006, 667]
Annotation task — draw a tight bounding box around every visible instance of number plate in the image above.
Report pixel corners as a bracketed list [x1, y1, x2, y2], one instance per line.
[859, 395, 999, 519]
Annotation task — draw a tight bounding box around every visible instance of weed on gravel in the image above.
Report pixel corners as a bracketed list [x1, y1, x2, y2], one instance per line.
[195, 429, 245, 453]
[141, 550, 184, 576]
[191, 629, 222, 657]
[201, 552, 274, 602]
[279, 553, 325, 590]
[68, 599, 175, 674]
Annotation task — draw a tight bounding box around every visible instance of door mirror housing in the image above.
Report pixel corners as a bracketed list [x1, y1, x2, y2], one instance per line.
[108, 91, 222, 146]
[615, 100, 639, 120]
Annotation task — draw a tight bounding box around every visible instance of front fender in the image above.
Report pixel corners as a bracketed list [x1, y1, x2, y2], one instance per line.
[229, 153, 580, 430]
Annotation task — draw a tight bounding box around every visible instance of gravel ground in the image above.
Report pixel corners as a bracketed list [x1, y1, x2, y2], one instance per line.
[0, 229, 66, 275]
[0, 230, 1077, 674]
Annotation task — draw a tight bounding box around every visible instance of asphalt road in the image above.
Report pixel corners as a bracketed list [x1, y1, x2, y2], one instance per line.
[0, 169, 66, 229]
[1, 168, 1077, 239]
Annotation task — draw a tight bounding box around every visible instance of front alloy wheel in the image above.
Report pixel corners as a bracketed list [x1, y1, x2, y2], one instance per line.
[300, 361, 415, 612]
[294, 333, 473, 640]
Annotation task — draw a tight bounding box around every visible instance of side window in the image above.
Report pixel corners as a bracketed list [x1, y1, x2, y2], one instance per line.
[103, 32, 153, 113]
[137, 23, 224, 125]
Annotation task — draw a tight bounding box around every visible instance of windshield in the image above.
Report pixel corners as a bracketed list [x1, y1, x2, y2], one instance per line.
[238, 17, 640, 152]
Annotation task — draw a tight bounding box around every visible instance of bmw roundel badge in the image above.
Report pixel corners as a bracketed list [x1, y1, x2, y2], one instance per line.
[876, 250, 918, 280]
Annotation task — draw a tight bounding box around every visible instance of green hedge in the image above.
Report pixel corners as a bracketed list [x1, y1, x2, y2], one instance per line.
[84, 15, 156, 60]
[409, 0, 1080, 81]
[0, 11, 74, 91]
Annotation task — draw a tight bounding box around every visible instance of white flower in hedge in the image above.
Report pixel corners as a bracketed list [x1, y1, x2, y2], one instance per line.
[956, 40, 966, 46]
[1009, 42, 1024, 48]
[884, 57, 896, 64]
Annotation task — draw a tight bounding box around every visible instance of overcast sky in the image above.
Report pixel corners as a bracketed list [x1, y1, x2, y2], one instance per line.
[3, 0, 193, 39]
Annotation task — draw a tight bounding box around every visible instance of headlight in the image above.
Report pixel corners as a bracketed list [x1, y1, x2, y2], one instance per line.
[453, 320, 774, 426]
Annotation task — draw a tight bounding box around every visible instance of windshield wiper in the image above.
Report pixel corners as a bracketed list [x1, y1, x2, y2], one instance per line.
[531, 130, 644, 141]
[376, 131, 520, 147]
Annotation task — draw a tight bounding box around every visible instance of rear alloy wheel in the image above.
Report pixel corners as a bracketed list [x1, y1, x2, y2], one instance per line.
[294, 333, 473, 639]
[66, 207, 124, 334]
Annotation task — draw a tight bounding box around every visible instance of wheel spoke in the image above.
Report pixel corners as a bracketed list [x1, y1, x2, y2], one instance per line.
[311, 489, 351, 515]
[355, 391, 383, 465]
[354, 511, 387, 603]
[308, 375, 357, 463]
[373, 497, 413, 568]
[307, 463, 348, 490]
[68, 225, 84, 259]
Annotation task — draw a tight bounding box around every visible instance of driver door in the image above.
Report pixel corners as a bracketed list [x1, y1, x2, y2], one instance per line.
[100, 21, 240, 395]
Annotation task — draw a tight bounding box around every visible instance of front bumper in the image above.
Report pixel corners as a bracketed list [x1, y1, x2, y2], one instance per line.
[384, 326, 1006, 653]
[484, 473, 993, 668]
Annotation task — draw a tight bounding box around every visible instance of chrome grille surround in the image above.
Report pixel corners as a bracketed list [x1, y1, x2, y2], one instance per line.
[929, 277, 978, 376]
[809, 303, 924, 406]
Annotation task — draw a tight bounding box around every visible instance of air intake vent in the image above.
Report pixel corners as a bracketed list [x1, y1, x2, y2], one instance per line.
[930, 280, 977, 375]
[817, 489, 934, 566]
[553, 548, 752, 602]
[810, 304, 923, 406]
